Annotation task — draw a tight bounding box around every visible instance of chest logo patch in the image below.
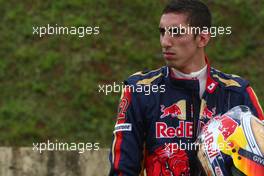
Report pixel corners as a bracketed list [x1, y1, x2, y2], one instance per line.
[160, 100, 186, 120]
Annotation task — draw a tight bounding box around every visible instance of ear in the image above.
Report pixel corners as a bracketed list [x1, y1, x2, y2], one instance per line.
[196, 31, 211, 48]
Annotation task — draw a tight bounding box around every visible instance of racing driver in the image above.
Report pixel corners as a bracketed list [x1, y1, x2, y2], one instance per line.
[109, 0, 264, 175]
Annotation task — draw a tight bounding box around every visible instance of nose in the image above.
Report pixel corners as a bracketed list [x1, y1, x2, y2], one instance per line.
[160, 33, 172, 48]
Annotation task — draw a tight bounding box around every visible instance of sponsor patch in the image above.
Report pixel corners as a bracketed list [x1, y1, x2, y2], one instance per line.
[114, 123, 132, 132]
[215, 166, 224, 176]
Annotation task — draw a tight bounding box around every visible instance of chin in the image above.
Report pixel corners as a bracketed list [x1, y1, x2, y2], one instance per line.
[165, 60, 179, 68]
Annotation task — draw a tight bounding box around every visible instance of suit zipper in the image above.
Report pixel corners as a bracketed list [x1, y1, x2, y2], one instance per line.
[192, 92, 196, 139]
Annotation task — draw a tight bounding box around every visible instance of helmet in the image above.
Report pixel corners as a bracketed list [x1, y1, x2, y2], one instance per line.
[196, 105, 264, 176]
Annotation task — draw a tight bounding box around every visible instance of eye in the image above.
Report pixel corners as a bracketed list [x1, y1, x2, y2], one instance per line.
[171, 27, 179, 35]
[159, 27, 165, 36]
[159, 27, 182, 37]
[170, 27, 181, 37]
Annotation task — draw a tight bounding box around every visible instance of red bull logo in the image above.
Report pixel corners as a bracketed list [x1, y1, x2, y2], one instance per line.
[160, 100, 186, 120]
[218, 115, 239, 140]
[202, 125, 220, 160]
[160, 104, 182, 118]
[156, 121, 193, 138]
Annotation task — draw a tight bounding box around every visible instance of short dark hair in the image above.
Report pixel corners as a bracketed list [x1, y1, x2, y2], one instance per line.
[163, 0, 211, 29]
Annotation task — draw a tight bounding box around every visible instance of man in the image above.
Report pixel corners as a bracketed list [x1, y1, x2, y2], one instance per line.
[109, 0, 264, 175]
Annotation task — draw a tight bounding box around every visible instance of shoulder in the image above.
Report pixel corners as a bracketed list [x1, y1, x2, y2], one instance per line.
[210, 67, 249, 92]
[125, 66, 168, 85]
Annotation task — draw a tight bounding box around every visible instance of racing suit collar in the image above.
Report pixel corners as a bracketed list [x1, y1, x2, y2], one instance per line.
[205, 56, 218, 94]
[167, 56, 218, 94]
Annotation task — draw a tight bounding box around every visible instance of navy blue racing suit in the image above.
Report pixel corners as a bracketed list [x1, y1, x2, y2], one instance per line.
[109, 59, 264, 176]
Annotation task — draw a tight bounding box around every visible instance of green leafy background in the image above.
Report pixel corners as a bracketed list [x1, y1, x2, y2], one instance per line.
[0, 0, 263, 146]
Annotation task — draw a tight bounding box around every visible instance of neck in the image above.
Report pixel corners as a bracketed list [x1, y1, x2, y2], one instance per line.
[172, 65, 207, 79]
[173, 51, 206, 74]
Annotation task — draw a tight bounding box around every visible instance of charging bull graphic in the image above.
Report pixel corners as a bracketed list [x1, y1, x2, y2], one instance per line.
[218, 115, 239, 140]
[160, 100, 186, 120]
[146, 144, 190, 176]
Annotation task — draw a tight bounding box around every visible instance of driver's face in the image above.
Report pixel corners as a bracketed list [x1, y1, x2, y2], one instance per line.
[159, 13, 200, 73]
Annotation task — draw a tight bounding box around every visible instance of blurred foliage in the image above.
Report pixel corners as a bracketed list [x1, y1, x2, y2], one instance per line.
[0, 0, 263, 146]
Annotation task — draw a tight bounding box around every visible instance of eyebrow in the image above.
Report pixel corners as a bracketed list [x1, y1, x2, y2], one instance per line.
[159, 24, 185, 28]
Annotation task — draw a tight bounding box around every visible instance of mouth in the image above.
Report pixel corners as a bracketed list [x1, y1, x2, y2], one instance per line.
[163, 52, 175, 60]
